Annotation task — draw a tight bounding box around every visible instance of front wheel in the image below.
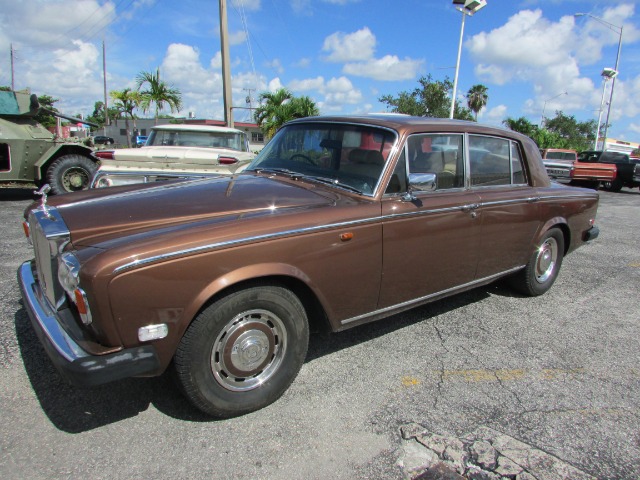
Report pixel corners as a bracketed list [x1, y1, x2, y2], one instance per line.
[173, 285, 309, 417]
[46, 154, 98, 194]
[509, 228, 565, 296]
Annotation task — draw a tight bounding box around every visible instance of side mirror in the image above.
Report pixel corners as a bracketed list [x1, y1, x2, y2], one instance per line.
[402, 173, 437, 201]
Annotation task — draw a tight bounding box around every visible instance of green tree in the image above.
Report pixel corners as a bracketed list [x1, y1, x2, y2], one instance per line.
[136, 68, 182, 124]
[34, 94, 59, 129]
[254, 88, 319, 139]
[544, 111, 596, 152]
[110, 88, 141, 147]
[466, 84, 488, 121]
[379, 75, 473, 120]
[502, 117, 538, 137]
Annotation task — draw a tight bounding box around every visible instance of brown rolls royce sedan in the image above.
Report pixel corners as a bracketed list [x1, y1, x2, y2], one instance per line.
[18, 115, 599, 417]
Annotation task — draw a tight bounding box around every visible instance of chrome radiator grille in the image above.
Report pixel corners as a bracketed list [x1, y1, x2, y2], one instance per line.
[28, 207, 71, 309]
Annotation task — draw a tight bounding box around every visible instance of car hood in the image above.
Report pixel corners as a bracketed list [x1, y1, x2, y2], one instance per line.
[47, 174, 339, 248]
[111, 145, 255, 166]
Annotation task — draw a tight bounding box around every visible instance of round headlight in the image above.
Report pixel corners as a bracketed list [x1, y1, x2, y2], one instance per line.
[58, 252, 80, 297]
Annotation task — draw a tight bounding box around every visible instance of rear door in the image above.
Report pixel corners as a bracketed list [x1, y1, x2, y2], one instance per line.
[468, 135, 540, 279]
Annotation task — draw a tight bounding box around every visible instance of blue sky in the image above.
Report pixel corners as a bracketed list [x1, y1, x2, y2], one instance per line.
[1, 0, 639, 141]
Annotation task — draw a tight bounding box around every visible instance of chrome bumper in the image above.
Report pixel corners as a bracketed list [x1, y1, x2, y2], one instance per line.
[18, 261, 160, 387]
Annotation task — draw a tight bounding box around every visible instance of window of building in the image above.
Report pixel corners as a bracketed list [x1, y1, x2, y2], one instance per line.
[251, 132, 264, 143]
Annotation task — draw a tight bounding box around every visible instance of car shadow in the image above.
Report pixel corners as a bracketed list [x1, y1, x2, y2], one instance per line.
[0, 187, 37, 201]
[16, 284, 509, 432]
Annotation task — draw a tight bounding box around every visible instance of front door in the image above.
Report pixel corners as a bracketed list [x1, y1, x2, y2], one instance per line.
[378, 133, 482, 308]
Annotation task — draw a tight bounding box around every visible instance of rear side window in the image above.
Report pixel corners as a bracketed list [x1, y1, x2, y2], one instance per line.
[469, 135, 527, 186]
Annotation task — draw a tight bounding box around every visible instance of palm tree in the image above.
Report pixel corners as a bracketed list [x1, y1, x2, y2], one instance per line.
[254, 88, 319, 139]
[110, 88, 141, 147]
[466, 84, 489, 121]
[136, 68, 182, 124]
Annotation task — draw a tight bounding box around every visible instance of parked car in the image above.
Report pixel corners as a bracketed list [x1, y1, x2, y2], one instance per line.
[578, 150, 640, 192]
[91, 124, 255, 188]
[135, 135, 148, 147]
[18, 115, 600, 418]
[540, 148, 616, 189]
[93, 135, 115, 145]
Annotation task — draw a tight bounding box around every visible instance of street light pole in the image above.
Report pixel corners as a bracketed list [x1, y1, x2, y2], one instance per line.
[595, 68, 617, 150]
[449, 0, 487, 119]
[450, 11, 467, 119]
[575, 13, 622, 151]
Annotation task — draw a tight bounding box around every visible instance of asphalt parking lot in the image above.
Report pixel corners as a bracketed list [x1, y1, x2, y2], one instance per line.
[1, 185, 639, 479]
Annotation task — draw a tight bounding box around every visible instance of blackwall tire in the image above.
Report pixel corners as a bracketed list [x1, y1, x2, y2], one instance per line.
[603, 178, 623, 192]
[509, 228, 565, 296]
[173, 285, 309, 418]
[46, 154, 98, 194]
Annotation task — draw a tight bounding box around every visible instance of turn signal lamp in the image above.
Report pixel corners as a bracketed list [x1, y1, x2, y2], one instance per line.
[138, 324, 169, 342]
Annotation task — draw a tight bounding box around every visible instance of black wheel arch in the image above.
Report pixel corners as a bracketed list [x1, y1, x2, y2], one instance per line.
[37, 144, 98, 182]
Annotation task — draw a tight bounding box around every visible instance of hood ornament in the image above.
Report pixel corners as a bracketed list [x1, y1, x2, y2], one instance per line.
[34, 184, 52, 217]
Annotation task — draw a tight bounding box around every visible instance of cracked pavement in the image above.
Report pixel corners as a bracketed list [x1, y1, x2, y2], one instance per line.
[1, 186, 639, 479]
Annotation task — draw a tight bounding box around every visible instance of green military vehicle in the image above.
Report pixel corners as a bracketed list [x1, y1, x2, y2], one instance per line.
[0, 89, 99, 194]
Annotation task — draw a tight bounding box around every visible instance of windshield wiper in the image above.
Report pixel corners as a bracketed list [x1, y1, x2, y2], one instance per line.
[254, 168, 304, 179]
[305, 176, 364, 195]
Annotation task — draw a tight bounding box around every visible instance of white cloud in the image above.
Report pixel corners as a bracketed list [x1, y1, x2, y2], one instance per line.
[343, 55, 423, 81]
[322, 27, 422, 82]
[322, 27, 376, 62]
[289, 76, 326, 91]
[467, 5, 639, 126]
[265, 58, 285, 74]
[484, 105, 508, 125]
[229, 31, 248, 46]
[231, 0, 261, 11]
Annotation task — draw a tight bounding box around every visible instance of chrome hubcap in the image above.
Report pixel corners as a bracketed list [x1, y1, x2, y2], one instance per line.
[535, 237, 558, 283]
[211, 309, 287, 392]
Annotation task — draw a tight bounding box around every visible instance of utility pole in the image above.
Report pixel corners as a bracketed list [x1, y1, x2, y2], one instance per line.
[10, 44, 15, 90]
[219, 0, 234, 128]
[103, 40, 109, 130]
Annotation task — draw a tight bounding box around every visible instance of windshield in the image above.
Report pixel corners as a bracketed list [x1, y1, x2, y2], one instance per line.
[247, 122, 396, 195]
[147, 129, 249, 151]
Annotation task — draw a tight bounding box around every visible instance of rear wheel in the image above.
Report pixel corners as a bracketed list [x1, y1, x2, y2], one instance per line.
[46, 154, 98, 194]
[174, 285, 309, 417]
[509, 228, 564, 296]
[602, 178, 623, 192]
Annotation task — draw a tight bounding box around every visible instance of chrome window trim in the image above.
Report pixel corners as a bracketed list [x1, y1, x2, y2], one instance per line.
[340, 265, 525, 326]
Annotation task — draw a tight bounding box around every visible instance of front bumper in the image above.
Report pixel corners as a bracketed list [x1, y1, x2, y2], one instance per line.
[18, 260, 160, 387]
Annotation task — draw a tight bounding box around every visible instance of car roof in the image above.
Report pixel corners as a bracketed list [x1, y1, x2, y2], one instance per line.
[151, 124, 244, 134]
[284, 114, 523, 139]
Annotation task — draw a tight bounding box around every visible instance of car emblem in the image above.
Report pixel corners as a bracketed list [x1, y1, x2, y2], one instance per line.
[34, 184, 52, 217]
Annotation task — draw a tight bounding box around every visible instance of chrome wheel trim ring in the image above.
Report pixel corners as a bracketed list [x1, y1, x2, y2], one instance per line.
[535, 237, 558, 284]
[211, 309, 287, 392]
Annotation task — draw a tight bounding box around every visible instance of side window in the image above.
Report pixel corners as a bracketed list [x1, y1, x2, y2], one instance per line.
[469, 136, 527, 186]
[407, 134, 464, 190]
[511, 142, 526, 184]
